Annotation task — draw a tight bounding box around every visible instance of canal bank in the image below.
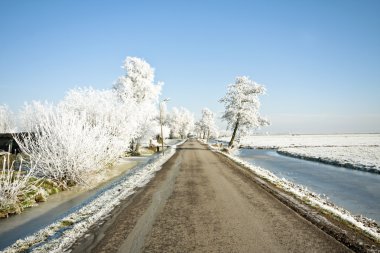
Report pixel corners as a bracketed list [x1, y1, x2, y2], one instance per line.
[0, 156, 150, 250]
[234, 148, 380, 224]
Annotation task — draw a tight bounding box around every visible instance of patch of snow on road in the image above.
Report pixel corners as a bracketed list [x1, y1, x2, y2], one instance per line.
[2, 141, 185, 253]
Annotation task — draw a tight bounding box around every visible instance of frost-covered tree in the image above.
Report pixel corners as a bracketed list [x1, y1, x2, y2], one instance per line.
[198, 108, 218, 140]
[113, 57, 162, 151]
[168, 107, 194, 139]
[219, 76, 269, 147]
[0, 105, 14, 133]
[194, 121, 203, 138]
[114, 57, 161, 104]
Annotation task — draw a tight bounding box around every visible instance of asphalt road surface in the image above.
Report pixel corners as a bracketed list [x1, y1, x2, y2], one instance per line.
[71, 140, 351, 253]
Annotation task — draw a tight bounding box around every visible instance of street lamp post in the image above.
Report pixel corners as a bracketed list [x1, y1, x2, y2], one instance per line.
[160, 98, 170, 155]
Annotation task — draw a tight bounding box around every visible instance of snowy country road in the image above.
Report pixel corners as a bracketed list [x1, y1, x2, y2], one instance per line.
[71, 140, 351, 253]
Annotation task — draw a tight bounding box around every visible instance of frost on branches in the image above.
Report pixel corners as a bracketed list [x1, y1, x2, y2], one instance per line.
[195, 108, 218, 139]
[114, 57, 161, 104]
[14, 56, 164, 187]
[0, 104, 14, 133]
[114, 57, 162, 151]
[16, 100, 122, 187]
[168, 107, 195, 139]
[219, 76, 269, 147]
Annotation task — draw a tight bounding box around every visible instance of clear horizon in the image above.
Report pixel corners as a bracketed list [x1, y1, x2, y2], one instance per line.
[1, 0, 379, 134]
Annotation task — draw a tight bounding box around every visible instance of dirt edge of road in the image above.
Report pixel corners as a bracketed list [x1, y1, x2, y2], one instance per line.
[70, 151, 182, 253]
[207, 144, 380, 253]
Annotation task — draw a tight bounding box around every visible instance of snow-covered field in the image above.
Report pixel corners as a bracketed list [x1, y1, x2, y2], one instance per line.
[219, 134, 380, 148]
[218, 134, 380, 173]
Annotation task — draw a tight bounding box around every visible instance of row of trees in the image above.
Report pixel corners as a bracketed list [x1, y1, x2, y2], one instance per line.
[168, 107, 194, 139]
[1, 56, 200, 215]
[1, 57, 196, 187]
[1, 56, 268, 217]
[194, 108, 218, 140]
[2, 76, 269, 152]
[2, 62, 269, 182]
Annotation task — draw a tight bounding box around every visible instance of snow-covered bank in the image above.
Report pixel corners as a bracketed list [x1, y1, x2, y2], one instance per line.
[218, 134, 380, 174]
[278, 146, 380, 174]
[205, 142, 380, 241]
[1, 141, 185, 253]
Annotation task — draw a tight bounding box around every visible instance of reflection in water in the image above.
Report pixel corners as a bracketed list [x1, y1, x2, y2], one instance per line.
[236, 149, 380, 223]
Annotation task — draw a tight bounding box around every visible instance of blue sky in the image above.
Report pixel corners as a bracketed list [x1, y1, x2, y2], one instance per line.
[1, 0, 379, 133]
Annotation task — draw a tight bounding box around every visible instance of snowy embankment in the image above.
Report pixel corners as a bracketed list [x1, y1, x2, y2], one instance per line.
[203, 140, 380, 241]
[218, 134, 380, 174]
[278, 146, 380, 174]
[2, 141, 185, 253]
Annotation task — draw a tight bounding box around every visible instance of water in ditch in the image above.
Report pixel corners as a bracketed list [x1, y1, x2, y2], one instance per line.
[235, 148, 380, 223]
[0, 156, 151, 250]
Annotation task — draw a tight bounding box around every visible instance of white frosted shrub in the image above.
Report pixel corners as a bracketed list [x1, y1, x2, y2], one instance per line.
[0, 153, 34, 212]
[16, 99, 133, 187]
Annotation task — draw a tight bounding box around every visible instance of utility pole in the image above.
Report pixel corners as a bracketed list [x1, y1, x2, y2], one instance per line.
[160, 98, 170, 155]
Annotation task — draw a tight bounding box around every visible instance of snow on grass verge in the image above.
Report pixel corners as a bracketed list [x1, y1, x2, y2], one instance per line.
[1, 140, 186, 253]
[205, 142, 380, 241]
[278, 146, 380, 174]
